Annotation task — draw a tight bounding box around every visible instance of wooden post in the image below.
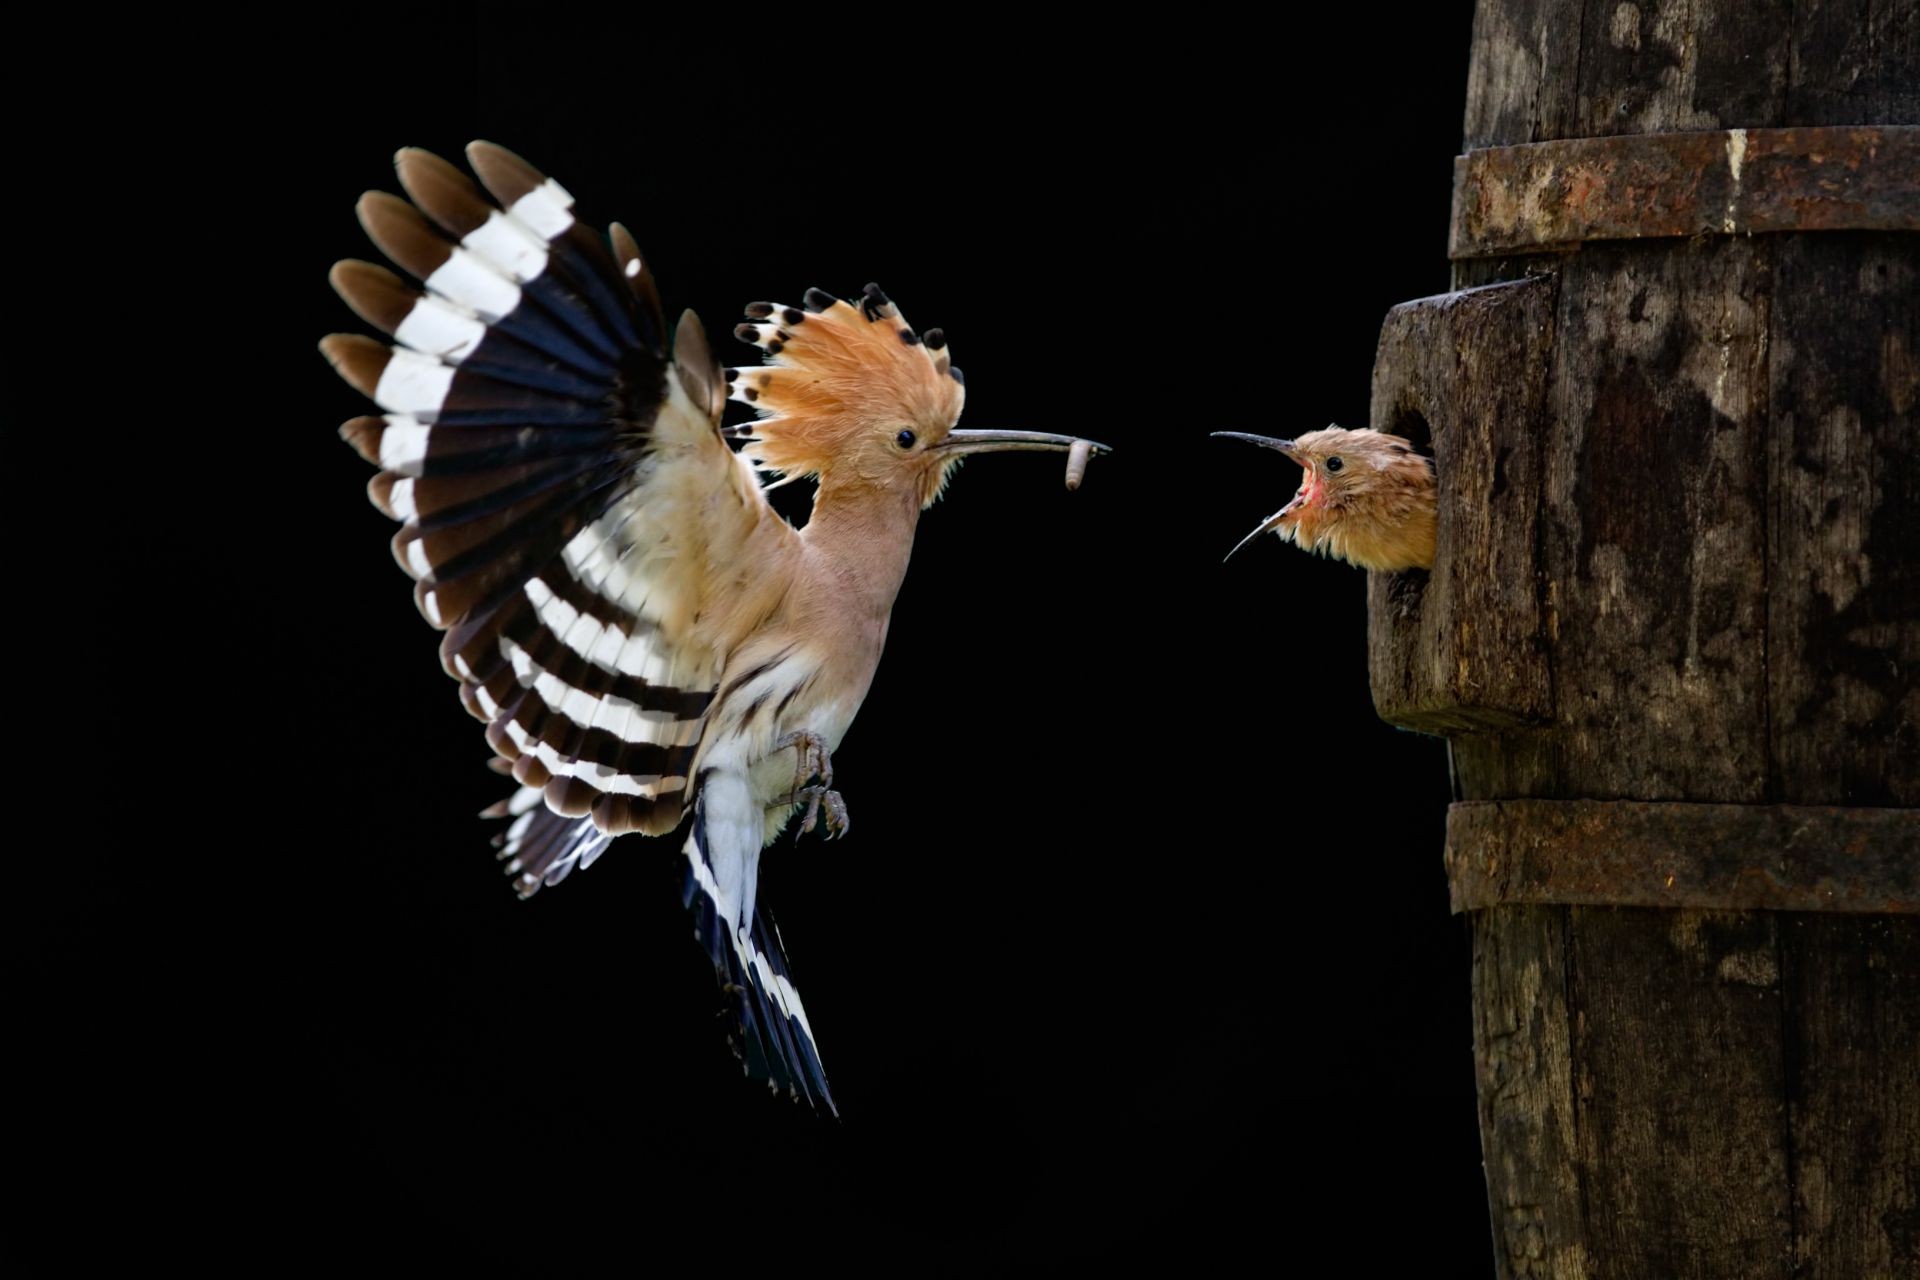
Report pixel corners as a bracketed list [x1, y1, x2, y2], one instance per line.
[1368, 5, 1918, 1276]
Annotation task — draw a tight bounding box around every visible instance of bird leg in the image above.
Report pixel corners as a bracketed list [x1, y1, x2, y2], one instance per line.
[775, 728, 832, 794]
[772, 729, 850, 840]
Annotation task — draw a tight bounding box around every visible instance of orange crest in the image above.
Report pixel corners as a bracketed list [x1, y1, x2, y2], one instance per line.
[726, 285, 966, 492]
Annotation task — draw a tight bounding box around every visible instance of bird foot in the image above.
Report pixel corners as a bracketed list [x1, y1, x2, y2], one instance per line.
[773, 728, 834, 789]
[792, 785, 850, 839]
[772, 729, 848, 840]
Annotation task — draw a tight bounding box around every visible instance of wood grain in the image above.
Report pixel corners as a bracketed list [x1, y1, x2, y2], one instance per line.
[1766, 234, 1919, 808]
[1569, 907, 1792, 1279]
[1781, 914, 1920, 1276]
[1470, 906, 1588, 1279]
[1377, 2, 1920, 1273]
[1367, 277, 1556, 735]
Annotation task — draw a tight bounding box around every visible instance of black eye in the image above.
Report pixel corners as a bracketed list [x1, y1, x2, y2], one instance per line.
[1325, 456, 1344, 473]
[896, 430, 917, 449]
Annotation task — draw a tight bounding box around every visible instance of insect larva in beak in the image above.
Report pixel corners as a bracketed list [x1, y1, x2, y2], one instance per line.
[1065, 439, 1093, 491]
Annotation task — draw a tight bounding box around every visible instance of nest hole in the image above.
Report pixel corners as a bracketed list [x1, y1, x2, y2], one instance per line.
[1388, 405, 1433, 456]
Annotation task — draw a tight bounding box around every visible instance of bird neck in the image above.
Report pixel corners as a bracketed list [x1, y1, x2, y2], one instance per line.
[802, 477, 925, 616]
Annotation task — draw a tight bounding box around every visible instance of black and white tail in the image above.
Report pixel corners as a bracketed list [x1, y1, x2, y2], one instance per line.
[484, 774, 835, 1113]
[680, 779, 835, 1114]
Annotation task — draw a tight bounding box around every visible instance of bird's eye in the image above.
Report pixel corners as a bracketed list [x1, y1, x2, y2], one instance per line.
[1325, 456, 1344, 473]
[896, 430, 917, 450]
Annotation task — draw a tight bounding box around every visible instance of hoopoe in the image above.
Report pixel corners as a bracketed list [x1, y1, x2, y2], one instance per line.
[1214, 428, 1436, 571]
[321, 143, 1108, 1113]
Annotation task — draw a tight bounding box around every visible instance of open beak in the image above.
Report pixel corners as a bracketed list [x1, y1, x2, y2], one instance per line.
[935, 429, 1112, 458]
[1211, 431, 1301, 463]
[1222, 499, 1306, 561]
[1214, 432, 1305, 561]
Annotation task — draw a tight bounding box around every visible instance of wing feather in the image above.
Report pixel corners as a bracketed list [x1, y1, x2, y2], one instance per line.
[327, 143, 798, 854]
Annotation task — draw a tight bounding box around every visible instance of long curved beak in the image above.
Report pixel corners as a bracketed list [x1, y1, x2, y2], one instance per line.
[1211, 431, 1300, 462]
[1222, 498, 1304, 562]
[1214, 433, 1307, 561]
[935, 429, 1111, 458]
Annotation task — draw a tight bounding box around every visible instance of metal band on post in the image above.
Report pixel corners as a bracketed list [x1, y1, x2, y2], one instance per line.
[1446, 800, 1920, 915]
[1449, 125, 1920, 259]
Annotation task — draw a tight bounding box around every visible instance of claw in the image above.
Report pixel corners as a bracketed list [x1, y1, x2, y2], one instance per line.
[771, 729, 848, 841]
[792, 785, 849, 839]
[822, 790, 849, 838]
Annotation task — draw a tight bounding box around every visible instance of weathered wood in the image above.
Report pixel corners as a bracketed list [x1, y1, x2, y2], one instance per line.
[1789, 0, 1920, 127]
[1420, 238, 1778, 802]
[1463, 0, 1917, 152]
[1470, 905, 1586, 1280]
[1463, 0, 1786, 151]
[1447, 800, 1920, 914]
[1767, 234, 1920, 808]
[1471, 910, 1920, 1280]
[1781, 914, 1920, 1276]
[1366, 277, 1555, 735]
[1570, 907, 1793, 1279]
[1378, 2, 1919, 1274]
[1568, 0, 1793, 138]
[1543, 238, 1773, 800]
[1462, 0, 1587, 150]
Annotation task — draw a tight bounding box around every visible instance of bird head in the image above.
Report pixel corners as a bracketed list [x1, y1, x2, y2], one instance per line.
[728, 284, 1101, 506]
[1213, 426, 1437, 571]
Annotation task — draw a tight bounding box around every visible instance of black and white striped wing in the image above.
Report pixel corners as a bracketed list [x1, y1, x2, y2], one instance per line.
[324, 144, 788, 890]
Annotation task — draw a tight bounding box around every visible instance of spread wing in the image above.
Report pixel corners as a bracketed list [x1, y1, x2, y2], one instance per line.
[324, 144, 797, 884]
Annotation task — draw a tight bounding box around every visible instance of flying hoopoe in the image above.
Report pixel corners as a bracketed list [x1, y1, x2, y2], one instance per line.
[321, 143, 1108, 1114]
[1213, 428, 1436, 571]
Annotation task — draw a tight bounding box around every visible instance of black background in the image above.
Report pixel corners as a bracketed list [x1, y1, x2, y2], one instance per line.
[122, 5, 1495, 1270]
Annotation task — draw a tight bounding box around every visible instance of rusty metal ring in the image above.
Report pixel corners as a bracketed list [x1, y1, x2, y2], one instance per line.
[1449, 126, 1919, 259]
[1446, 800, 1920, 914]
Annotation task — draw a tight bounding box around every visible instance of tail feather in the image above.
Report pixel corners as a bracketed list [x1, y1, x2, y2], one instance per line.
[681, 787, 835, 1114]
[480, 779, 835, 1107]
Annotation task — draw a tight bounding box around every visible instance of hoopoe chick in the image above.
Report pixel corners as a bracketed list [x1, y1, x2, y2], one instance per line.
[321, 142, 1109, 1114]
[1214, 427, 1436, 571]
